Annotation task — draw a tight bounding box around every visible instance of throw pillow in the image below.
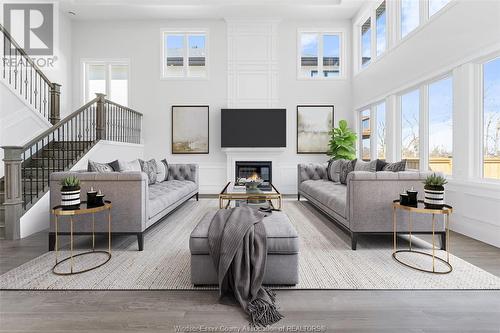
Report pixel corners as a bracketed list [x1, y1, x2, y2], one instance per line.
[113, 159, 141, 172]
[339, 159, 356, 185]
[354, 159, 377, 172]
[156, 159, 169, 183]
[88, 160, 114, 173]
[376, 159, 388, 171]
[382, 160, 407, 172]
[327, 159, 345, 183]
[139, 159, 158, 185]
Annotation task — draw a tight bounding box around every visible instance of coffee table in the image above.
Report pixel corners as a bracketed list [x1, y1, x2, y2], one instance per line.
[219, 182, 282, 209]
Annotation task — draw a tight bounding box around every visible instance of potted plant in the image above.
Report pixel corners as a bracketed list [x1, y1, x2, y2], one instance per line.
[327, 120, 357, 160]
[423, 173, 448, 209]
[60, 176, 81, 209]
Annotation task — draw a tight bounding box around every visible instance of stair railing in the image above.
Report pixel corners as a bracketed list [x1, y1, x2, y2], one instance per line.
[1, 94, 143, 239]
[0, 23, 61, 124]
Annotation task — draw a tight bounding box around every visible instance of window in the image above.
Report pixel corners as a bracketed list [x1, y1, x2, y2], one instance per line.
[361, 109, 371, 161]
[429, 0, 450, 16]
[376, 1, 387, 57]
[401, 89, 420, 169]
[361, 18, 371, 68]
[483, 57, 500, 180]
[400, 0, 420, 39]
[429, 77, 453, 175]
[299, 32, 341, 78]
[84, 61, 129, 106]
[376, 102, 386, 159]
[162, 31, 207, 78]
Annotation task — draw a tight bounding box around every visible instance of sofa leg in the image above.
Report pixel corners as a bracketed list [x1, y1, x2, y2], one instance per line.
[195, 193, 199, 201]
[48, 233, 55, 251]
[351, 233, 358, 250]
[297, 193, 301, 201]
[137, 233, 144, 251]
[440, 232, 446, 250]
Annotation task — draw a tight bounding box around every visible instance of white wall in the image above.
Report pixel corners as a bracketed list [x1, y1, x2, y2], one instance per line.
[71, 18, 353, 194]
[20, 141, 144, 238]
[351, 0, 500, 247]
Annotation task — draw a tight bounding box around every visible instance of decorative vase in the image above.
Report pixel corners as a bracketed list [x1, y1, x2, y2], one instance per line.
[424, 185, 445, 209]
[61, 186, 81, 209]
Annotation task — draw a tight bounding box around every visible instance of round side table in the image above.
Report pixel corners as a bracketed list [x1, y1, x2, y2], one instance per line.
[51, 201, 112, 275]
[392, 199, 453, 274]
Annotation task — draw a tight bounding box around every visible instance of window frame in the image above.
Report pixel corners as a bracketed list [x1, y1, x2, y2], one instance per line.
[356, 100, 387, 161]
[297, 28, 346, 80]
[160, 29, 209, 80]
[82, 58, 130, 106]
[479, 56, 500, 181]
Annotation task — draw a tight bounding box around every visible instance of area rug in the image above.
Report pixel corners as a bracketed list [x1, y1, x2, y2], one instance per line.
[1, 199, 499, 290]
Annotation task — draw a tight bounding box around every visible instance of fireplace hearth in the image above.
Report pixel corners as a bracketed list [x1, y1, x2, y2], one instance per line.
[235, 161, 272, 189]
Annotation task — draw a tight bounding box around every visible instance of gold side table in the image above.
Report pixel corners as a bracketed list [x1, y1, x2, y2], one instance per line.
[392, 199, 453, 274]
[51, 201, 112, 275]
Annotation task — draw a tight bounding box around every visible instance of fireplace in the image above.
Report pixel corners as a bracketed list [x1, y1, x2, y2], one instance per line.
[235, 161, 272, 188]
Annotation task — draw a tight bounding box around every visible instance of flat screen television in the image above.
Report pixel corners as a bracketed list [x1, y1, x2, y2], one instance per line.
[221, 109, 287, 148]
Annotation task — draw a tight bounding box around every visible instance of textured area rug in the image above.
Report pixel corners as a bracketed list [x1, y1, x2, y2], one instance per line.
[1, 199, 499, 290]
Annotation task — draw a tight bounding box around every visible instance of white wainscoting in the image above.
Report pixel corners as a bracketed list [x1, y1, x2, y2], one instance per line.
[226, 19, 279, 108]
[446, 180, 500, 248]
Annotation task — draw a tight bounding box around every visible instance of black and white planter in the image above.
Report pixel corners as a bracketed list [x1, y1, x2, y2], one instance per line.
[61, 186, 81, 209]
[424, 185, 445, 209]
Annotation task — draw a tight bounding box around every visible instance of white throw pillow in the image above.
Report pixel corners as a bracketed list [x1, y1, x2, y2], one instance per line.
[117, 159, 142, 172]
[155, 159, 169, 182]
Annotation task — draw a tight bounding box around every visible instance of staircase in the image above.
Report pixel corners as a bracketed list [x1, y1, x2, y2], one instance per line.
[0, 24, 143, 240]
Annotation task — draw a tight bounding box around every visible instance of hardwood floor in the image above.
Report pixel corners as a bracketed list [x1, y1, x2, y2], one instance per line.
[1, 210, 500, 332]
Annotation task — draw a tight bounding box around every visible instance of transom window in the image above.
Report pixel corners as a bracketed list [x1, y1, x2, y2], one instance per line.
[162, 31, 208, 78]
[84, 61, 129, 106]
[400, 0, 420, 39]
[298, 31, 342, 78]
[361, 18, 371, 68]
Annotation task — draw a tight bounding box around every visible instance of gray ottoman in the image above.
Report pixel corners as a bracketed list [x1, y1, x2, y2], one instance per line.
[190, 210, 299, 286]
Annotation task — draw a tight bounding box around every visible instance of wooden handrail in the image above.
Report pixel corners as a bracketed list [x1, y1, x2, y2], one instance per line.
[0, 23, 54, 88]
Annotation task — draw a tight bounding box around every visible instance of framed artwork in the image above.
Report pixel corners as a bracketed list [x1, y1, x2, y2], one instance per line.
[297, 105, 334, 154]
[171, 105, 209, 154]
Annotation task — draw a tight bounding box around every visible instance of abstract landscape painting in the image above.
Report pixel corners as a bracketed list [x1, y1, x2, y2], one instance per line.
[297, 105, 334, 153]
[172, 105, 209, 154]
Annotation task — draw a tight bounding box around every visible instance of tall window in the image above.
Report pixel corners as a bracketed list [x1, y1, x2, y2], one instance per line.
[84, 61, 129, 106]
[376, 1, 387, 57]
[299, 32, 341, 78]
[429, 77, 453, 175]
[483, 58, 500, 180]
[376, 102, 386, 159]
[361, 109, 371, 161]
[162, 31, 207, 78]
[429, 0, 450, 16]
[361, 18, 371, 68]
[401, 89, 420, 169]
[400, 0, 420, 39]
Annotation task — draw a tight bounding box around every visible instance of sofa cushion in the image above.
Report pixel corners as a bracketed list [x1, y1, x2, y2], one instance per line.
[148, 180, 197, 218]
[88, 160, 114, 172]
[299, 179, 347, 218]
[190, 210, 299, 255]
[354, 159, 377, 172]
[382, 159, 407, 172]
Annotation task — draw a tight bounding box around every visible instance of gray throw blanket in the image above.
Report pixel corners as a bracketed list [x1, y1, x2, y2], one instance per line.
[208, 207, 283, 327]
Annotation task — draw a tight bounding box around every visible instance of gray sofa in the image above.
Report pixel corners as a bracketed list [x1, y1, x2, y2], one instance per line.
[297, 163, 445, 250]
[49, 164, 199, 251]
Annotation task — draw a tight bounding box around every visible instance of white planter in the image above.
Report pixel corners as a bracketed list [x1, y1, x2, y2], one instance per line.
[61, 188, 81, 208]
[424, 187, 445, 209]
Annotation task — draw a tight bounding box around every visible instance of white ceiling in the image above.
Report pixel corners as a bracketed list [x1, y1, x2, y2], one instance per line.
[59, 0, 367, 20]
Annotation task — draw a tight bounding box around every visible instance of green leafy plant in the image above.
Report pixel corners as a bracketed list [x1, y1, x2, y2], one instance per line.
[60, 176, 81, 189]
[423, 173, 447, 189]
[327, 120, 358, 160]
